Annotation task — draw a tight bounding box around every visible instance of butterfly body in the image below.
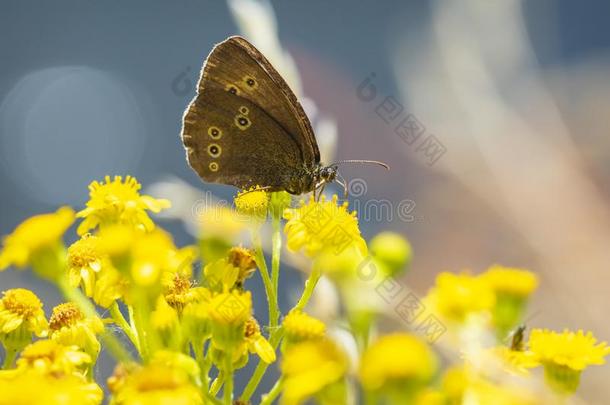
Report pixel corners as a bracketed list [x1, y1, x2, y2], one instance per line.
[181, 36, 381, 195]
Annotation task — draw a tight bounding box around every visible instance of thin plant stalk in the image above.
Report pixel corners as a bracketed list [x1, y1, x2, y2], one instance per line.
[251, 231, 279, 328]
[270, 212, 282, 327]
[58, 277, 132, 363]
[260, 378, 284, 405]
[109, 302, 140, 352]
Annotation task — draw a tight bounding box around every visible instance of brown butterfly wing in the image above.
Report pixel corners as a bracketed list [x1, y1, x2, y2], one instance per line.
[199, 36, 319, 164]
[182, 86, 308, 191]
[181, 36, 320, 190]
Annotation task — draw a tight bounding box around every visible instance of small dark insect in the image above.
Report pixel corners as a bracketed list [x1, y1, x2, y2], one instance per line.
[509, 324, 527, 351]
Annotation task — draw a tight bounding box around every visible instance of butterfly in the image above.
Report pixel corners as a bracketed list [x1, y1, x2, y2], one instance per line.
[181, 36, 387, 197]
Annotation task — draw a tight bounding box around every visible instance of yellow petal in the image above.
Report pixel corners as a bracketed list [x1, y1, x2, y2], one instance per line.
[253, 336, 276, 364]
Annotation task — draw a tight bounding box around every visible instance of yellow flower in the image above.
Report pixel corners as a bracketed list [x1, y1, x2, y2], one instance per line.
[96, 224, 138, 263]
[169, 245, 198, 278]
[0, 289, 48, 350]
[151, 296, 179, 331]
[480, 265, 538, 298]
[415, 389, 446, 405]
[67, 234, 113, 297]
[425, 272, 495, 323]
[197, 206, 248, 262]
[98, 225, 191, 288]
[529, 329, 610, 370]
[49, 302, 104, 360]
[359, 333, 437, 394]
[109, 363, 203, 405]
[234, 186, 269, 221]
[91, 267, 127, 308]
[163, 273, 207, 314]
[466, 377, 540, 405]
[181, 292, 213, 344]
[441, 366, 540, 405]
[281, 339, 348, 405]
[529, 328, 610, 394]
[369, 231, 412, 276]
[441, 366, 469, 403]
[282, 310, 326, 343]
[480, 266, 538, 336]
[0, 206, 74, 271]
[151, 296, 182, 350]
[283, 195, 367, 258]
[197, 206, 247, 240]
[243, 317, 276, 364]
[487, 346, 539, 375]
[203, 258, 239, 293]
[0, 369, 103, 405]
[128, 230, 171, 287]
[208, 291, 252, 351]
[226, 246, 257, 286]
[209, 290, 252, 326]
[149, 350, 201, 385]
[14, 339, 91, 377]
[312, 244, 367, 281]
[76, 175, 170, 235]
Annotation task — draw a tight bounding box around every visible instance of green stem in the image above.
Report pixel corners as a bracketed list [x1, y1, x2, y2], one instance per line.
[364, 391, 378, 405]
[251, 231, 279, 328]
[294, 268, 322, 311]
[2, 347, 17, 369]
[203, 392, 222, 405]
[210, 372, 224, 396]
[128, 305, 138, 335]
[131, 302, 151, 361]
[110, 302, 140, 352]
[270, 214, 282, 327]
[260, 378, 283, 405]
[223, 353, 234, 405]
[241, 266, 322, 401]
[58, 277, 132, 363]
[240, 327, 284, 401]
[192, 340, 211, 388]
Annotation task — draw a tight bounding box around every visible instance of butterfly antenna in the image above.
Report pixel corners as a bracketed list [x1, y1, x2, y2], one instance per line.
[332, 159, 390, 170]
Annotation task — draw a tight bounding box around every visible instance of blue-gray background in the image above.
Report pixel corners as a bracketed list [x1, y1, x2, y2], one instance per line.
[2, 1, 610, 403]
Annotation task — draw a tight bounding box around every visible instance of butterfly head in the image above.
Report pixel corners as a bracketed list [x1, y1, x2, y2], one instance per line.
[311, 160, 389, 199]
[318, 165, 338, 184]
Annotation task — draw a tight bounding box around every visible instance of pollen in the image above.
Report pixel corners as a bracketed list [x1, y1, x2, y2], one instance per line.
[244, 317, 260, 338]
[49, 302, 84, 331]
[234, 186, 269, 221]
[67, 234, 100, 270]
[1, 288, 43, 318]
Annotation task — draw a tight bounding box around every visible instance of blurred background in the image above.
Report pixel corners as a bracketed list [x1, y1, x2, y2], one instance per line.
[2, 0, 610, 403]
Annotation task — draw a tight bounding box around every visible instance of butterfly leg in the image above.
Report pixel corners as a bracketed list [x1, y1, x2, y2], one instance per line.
[313, 181, 327, 201]
[334, 173, 348, 200]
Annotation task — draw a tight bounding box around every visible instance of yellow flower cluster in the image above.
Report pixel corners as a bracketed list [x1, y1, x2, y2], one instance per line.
[425, 265, 540, 336]
[76, 175, 170, 235]
[0, 339, 102, 405]
[234, 186, 270, 222]
[281, 339, 348, 405]
[0, 207, 74, 279]
[48, 302, 103, 360]
[359, 333, 438, 393]
[108, 352, 203, 405]
[284, 195, 367, 258]
[0, 176, 608, 405]
[529, 329, 610, 394]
